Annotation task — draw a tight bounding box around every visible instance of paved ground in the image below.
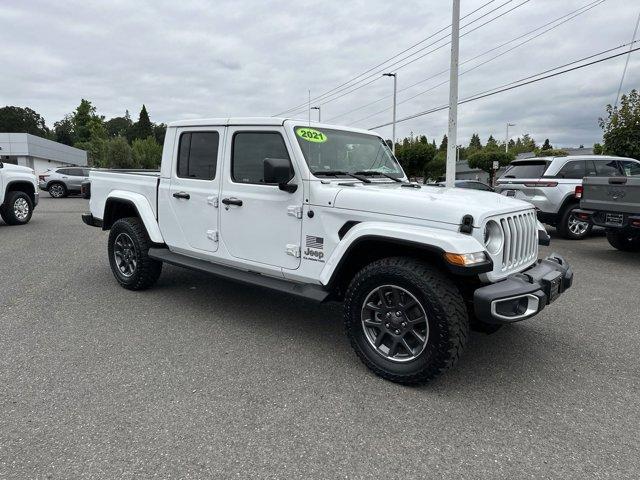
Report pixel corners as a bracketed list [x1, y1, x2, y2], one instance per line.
[1, 197, 639, 479]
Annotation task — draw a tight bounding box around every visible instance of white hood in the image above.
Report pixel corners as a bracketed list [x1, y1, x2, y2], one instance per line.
[333, 183, 533, 227]
[1, 163, 34, 174]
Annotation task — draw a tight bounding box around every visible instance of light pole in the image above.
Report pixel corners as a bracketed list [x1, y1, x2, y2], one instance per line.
[311, 106, 321, 122]
[383, 73, 397, 154]
[505, 123, 516, 152]
[445, 0, 460, 188]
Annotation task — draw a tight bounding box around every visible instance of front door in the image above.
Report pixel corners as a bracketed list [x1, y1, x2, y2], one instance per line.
[167, 127, 223, 254]
[220, 127, 303, 270]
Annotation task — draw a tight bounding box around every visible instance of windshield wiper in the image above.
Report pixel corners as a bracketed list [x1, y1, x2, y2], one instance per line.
[354, 170, 404, 183]
[314, 170, 371, 183]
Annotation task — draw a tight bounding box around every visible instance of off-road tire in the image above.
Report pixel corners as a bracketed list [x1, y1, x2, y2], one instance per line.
[108, 217, 162, 290]
[606, 230, 640, 252]
[0, 191, 33, 225]
[557, 203, 592, 240]
[344, 257, 469, 384]
[48, 182, 67, 198]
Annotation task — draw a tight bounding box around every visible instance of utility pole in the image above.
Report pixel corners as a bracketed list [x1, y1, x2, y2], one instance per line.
[445, 0, 460, 188]
[383, 73, 397, 154]
[311, 106, 321, 122]
[505, 123, 516, 152]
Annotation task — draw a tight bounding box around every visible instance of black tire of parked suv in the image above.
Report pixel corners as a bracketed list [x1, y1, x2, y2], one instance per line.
[606, 230, 640, 252]
[48, 182, 67, 198]
[344, 257, 469, 384]
[0, 191, 33, 225]
[557, 202, 592, 240]
[108, 217, 162, 290]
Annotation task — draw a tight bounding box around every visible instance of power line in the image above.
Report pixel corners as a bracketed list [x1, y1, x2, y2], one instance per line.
[615, 9, 640, 108]
[327, 0, 605, 123]
[368, 44, 640, 130]
[275, 0, 530, 117]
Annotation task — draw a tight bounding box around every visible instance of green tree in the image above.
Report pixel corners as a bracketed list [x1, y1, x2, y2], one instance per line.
[599, 89, 640, 160]
[53, 114, 74, 145]
[535, 148, 567, 158]
[468, 150, 515, 185]
[423, 151, 446, 182]
[468, 133, 482, 151]
[105, 111, 133, 138]
[0, 106, 49, 137]
[131, 105, 154, 141]
[72, 99, 100, 144]
[75, 117, 108, 167]
[153, 123, 167, 145]
[485, 134, 499, 151]
[439, 134, 448, 151]
[132, 137, 163, 169]
[541, 138, 553, 151]
[520, 133, 537, 152]
[593, 142, 604, 155]
[396, 139, 437, 179]
[105, 136, 134, 168]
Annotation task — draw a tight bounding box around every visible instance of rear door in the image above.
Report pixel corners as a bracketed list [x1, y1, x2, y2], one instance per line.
[166, 127, 224, 254]
[495, 160, 550, 202]
[219, 127, 303, 270]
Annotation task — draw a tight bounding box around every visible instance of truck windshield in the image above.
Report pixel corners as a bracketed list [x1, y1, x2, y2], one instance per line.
[294, 126, 404, 179]
[500, 160, 549, 179]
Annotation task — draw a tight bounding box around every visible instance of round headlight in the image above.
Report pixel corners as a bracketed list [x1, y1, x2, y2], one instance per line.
[484, 220, 504, 255]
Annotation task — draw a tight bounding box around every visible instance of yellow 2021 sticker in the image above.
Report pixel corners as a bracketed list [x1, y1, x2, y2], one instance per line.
[296, 127, 327, 143]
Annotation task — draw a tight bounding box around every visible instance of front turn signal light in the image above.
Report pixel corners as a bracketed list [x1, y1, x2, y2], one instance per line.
[444, 251, 488, 266]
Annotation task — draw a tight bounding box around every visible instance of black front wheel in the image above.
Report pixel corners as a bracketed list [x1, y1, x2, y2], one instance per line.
[606, 230, 640, 252]
[344, 257, 469, 384]
[557, 203, 592, 240]
[0, 191, 33, 225]
[108, 217, 162, 290]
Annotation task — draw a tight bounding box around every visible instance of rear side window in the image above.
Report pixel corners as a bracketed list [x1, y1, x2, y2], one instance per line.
[177, 132, 219, 180]
[619, 160, 640, 176]
[594, 160, 622, 176]
[556, 161, 586, 179]
[67, 168, 84, 176]
[232, 132, 291, 184]
[501, 161, 548, 179]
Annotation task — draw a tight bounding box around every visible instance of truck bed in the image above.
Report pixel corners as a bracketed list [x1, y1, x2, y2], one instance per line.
[581, 176, 640, 214]
[89, 169, 161, 220]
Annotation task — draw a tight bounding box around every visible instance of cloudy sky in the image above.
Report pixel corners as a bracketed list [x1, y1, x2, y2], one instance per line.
[1, 0, 638, 147]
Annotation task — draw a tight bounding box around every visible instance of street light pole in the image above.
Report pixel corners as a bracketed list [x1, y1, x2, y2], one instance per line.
[311, 106, 321, 122]
[383, 73, 397, 154]
[505, 123, 516, 152]
[445, 0, 460, 188]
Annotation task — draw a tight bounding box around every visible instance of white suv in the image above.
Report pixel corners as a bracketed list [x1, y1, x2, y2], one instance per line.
[495, 156, 640, 239]
[0, 161, 38, 225]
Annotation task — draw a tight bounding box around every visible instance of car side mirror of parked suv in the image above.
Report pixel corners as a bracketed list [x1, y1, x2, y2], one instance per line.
[264, 157, 297, 193]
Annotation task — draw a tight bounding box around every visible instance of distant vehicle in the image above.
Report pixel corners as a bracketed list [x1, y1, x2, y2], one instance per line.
[495, 156, 640, 240]
[436, 180, 495, 192]
[39, 167, 91, 198]
[577, 167, 640, 252]
[0, 161, 38, 225]
[81, 117, 573, 385]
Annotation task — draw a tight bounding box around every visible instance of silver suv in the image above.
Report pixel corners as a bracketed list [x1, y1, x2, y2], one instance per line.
[495, 156, 640, 239]
[38, 167, 90, 198]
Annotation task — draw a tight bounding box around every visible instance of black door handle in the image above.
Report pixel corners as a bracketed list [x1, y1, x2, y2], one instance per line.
[173, 192, 190, 199]
[222, 197, 243, 206]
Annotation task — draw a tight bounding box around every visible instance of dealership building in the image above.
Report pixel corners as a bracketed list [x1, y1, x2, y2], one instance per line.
[0, 133, 87, 174]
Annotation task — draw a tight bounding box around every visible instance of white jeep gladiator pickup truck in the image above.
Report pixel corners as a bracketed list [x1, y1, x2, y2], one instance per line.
[0, 161, 38, 225]
[82, 118, 573, 384]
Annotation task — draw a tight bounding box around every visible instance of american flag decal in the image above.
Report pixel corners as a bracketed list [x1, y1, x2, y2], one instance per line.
[306, 235, 324, 249]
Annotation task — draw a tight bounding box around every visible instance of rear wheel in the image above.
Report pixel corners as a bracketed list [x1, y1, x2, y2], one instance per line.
[606, 230, 640, 252]
[108, 217, 162, 290]
[344, 257, 469, 384]
[557, 203, 592, 240]
[0, 191, 33, 225]
[48, 182, 67, 198]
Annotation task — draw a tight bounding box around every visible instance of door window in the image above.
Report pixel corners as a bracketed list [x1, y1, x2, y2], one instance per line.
[232, 132, 292, 184]
[619, 160, 640, 176]
[177, 132, 219, 180]
[594, 160, 623, 176]
[67, 168, 84, 176]
[556, 161, 586, 179]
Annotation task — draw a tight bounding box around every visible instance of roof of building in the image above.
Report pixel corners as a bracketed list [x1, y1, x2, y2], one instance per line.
[0, 133, 87, 166]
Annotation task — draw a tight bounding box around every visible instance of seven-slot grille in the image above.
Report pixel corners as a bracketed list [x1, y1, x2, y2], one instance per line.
[496, 211, 538, 272]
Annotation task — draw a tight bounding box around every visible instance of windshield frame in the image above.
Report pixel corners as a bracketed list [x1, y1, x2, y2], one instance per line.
[292, 125, 406, 180]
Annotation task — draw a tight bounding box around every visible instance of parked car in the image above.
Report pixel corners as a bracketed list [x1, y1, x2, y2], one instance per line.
[436, 180, 495, 191]
[495, 156, 640, 240]
[39, 167, 90, 198]
[576, 169, 640, 251]
[0, 161, 38, 225]
[81, 118, 573, 385]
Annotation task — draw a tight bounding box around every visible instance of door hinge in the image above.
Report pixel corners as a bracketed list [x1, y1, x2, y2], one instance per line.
[285, 244, 301, 258]
[287, 205, 303, 219]
[207, 230, 219, 242]
[208, 196, 219, 207]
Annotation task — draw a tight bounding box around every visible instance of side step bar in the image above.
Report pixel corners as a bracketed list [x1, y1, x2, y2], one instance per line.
[148, 248, 329, 302]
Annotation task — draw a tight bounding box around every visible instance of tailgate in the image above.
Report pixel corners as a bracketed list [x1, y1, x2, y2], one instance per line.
[581, 177, 640, 214]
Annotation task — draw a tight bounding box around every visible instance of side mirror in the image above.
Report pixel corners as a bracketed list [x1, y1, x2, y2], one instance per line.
[264, 158, 297, 193]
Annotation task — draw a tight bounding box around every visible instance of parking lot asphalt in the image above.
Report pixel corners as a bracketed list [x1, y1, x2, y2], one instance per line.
[1, 196, 639, 479]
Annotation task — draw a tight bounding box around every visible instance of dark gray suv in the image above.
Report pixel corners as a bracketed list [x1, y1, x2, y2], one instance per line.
[38, 167, 90, 198]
